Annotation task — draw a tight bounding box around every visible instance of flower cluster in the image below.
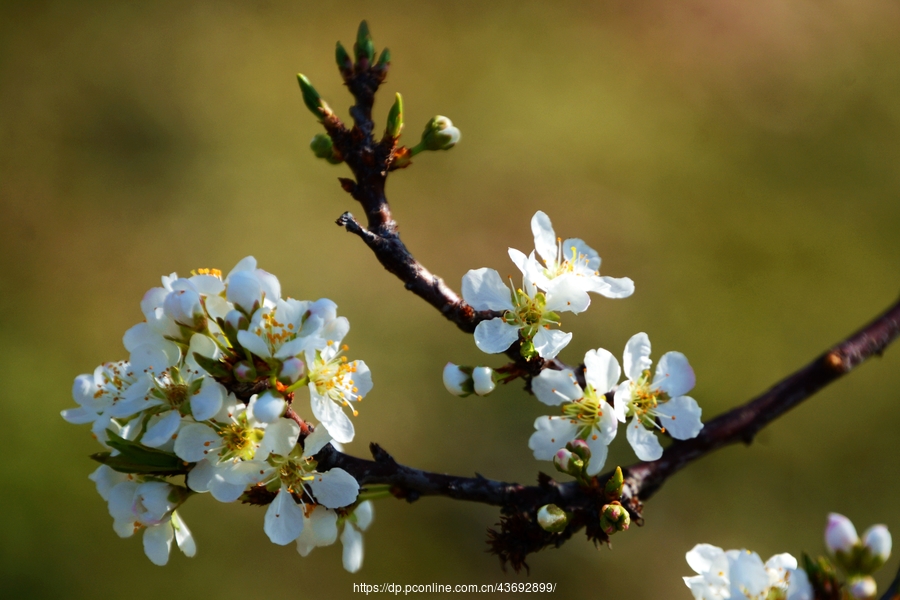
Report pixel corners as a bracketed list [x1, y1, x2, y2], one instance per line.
[62, 257, 373, 569]
[684, 544, 813, 600]
[450, 212, 702, 476]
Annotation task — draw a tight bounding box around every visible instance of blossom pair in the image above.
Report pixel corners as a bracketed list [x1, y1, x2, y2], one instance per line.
[462, 211, 633, 359]
[529, 332, 702, 475]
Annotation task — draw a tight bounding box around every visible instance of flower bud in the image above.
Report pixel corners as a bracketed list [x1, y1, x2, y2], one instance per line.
[553, 448, 583, 476]
[234, 360, 257, 383]
[443, 363, 473, 397]
[565, 439, 591, 462]
[251, 391, 286, 423]
[296, 73, 332, 120]
[847, 575, 877, 599]
[862, 525, 891, 564]
[472, 367, 495, 396]
[385, 93, 403, 139]
[279, 357, 306, 384]
[335, 41, 352, 72]
[418, 116, 460, 152]
[825, 513, 859, 554]
[354, 20, 375, 63]
[604, 466, 624, 500]
[536, 504, 568, 533]
[310, 134, 341, 164]
[600, 502, 630, 535]
[376, 47, 391, 68]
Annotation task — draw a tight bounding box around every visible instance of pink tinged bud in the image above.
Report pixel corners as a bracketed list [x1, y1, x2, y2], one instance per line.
[565, 438, 591, 461]
[847, 576, 877, 599]
[442, 363, 472, 397]
[863, 525, 891, 562]
[279, 357, 306, 384]
[553, 449, 572, 471]
[252, 391, 285, 423]
[472, 367, 495, 396]
[825, 513, 859, 554]
[234, 360, 256, 382]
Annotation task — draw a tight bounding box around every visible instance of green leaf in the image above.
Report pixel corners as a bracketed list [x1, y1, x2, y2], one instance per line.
[92, 430, 189, 475]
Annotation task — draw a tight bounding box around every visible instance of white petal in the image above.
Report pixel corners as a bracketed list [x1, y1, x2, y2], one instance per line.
[257, 418, 301, 460]
[583, 348, 621, 393]
[308, 468, 359, 509]
[531, 211, 557, 265]
[532, 369, 582, 406]
[590, 275, 634, 299]
[303, 426, 333, 456]
[613, 382, 631, 423]
[130, 343, 174, 375]
[264, 487, 305, 545]
[226, 255, 256, 278]
[655, 396, 703, 440]
[171, 511, 196, 557]
[532, 328, 572, 359]
[626, 417, 663, 461]
[583, 432, 610, 476]
[729, 550, 769, 598]
[354, 500, 374, 531]
[474, 318, 520, 354]
[190, 380, 226, 422]
[143, 521, 174, 566]
[623, 332, 652, 382]
[528, 416, 579, 460]
[653, 351, 695, 397]
[174, 423, 221, 463]
[461, 268, 514, 311]
[185, 458, 214, 493]
[61, 406, 97, 425]
[786, 568, 814, 600]
[507, 247, 530, 276]
[255, 269, 281, 306]
[89, 465, 128, 501]
[227, 270, 263, 313]
[472, 367, 495, 396]
[237, 330, 271, 359]
[310, 392, 355, 444]
[351, 361, 373, 397]
[141, 410, 183, 448]
[249, 391, 286, 424]
[341, 524, 364, 573]
[296, 506, 339, 556]
[544, 275, 591, 314]
[686, 543, 728, 577]
[825, 513, 859, 553]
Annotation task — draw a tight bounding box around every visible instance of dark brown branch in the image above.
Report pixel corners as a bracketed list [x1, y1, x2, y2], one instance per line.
[312, 295, 900, 529]
[881, 563, 900, 600]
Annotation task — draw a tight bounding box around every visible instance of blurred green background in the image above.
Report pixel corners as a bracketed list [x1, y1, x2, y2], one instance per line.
[2, 1, 899, 598]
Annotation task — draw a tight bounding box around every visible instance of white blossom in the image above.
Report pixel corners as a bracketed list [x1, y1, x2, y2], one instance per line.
[614, 332, 702, 461]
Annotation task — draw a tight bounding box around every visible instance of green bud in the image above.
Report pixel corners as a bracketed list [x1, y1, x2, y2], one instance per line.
[604, 466, 624, 500]
[376, 47, 391, 67]
[355, 20, 375, 63]
[385, 93, 403, 139]
[310, 133, 342, 164]
[553, 448, 583, 477]
[600, 502, 630, 535]
[296, 74, 331, 120]
[417, 116, 461, 152]
[335, 41, 352, 71]
[566, 439, 591, 462]
[537, 504, 568, 533]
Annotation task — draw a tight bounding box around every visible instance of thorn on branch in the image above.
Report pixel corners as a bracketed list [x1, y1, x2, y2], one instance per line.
[370, 442, 398, 465]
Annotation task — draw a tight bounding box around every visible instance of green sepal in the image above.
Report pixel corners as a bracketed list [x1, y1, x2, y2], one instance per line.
[192, 351, 231, 379]
[91, 430, 188, 475]
[604, 466, 624, 500]
[355, 20, 375, 63]
[376, 47, 391, 67]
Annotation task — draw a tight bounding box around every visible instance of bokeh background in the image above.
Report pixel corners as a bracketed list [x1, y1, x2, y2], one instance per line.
[2, 1, 899, 598]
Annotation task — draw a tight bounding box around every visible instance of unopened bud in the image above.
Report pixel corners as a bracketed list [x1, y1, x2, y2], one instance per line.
[355, 20, 375, 63]
[251, 391, 286, 423]
[825, 513, 859, 554]
[296, 74, 332, 120]
[279, 357, 306, 384]
[472, 367, 495, 396]
[600, 502, 630, 535]
[863, 525, 891, 563]
[847, 575, 877, 599]
[335, 41, 352, 72]
[376, 47, 391, 68]
[310, 134, 341, 164]
[443, 363, 473, 397]
[565, 439, 591, 462]
[224, 309, 249, 333]
[385, 93, 403, 139]
[553, 448, 583, 476]
[537, 504, 568, 533]
[419, 116, 460, 151]
[234, 360, 256, 383]
[604, 466, 624, 500]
